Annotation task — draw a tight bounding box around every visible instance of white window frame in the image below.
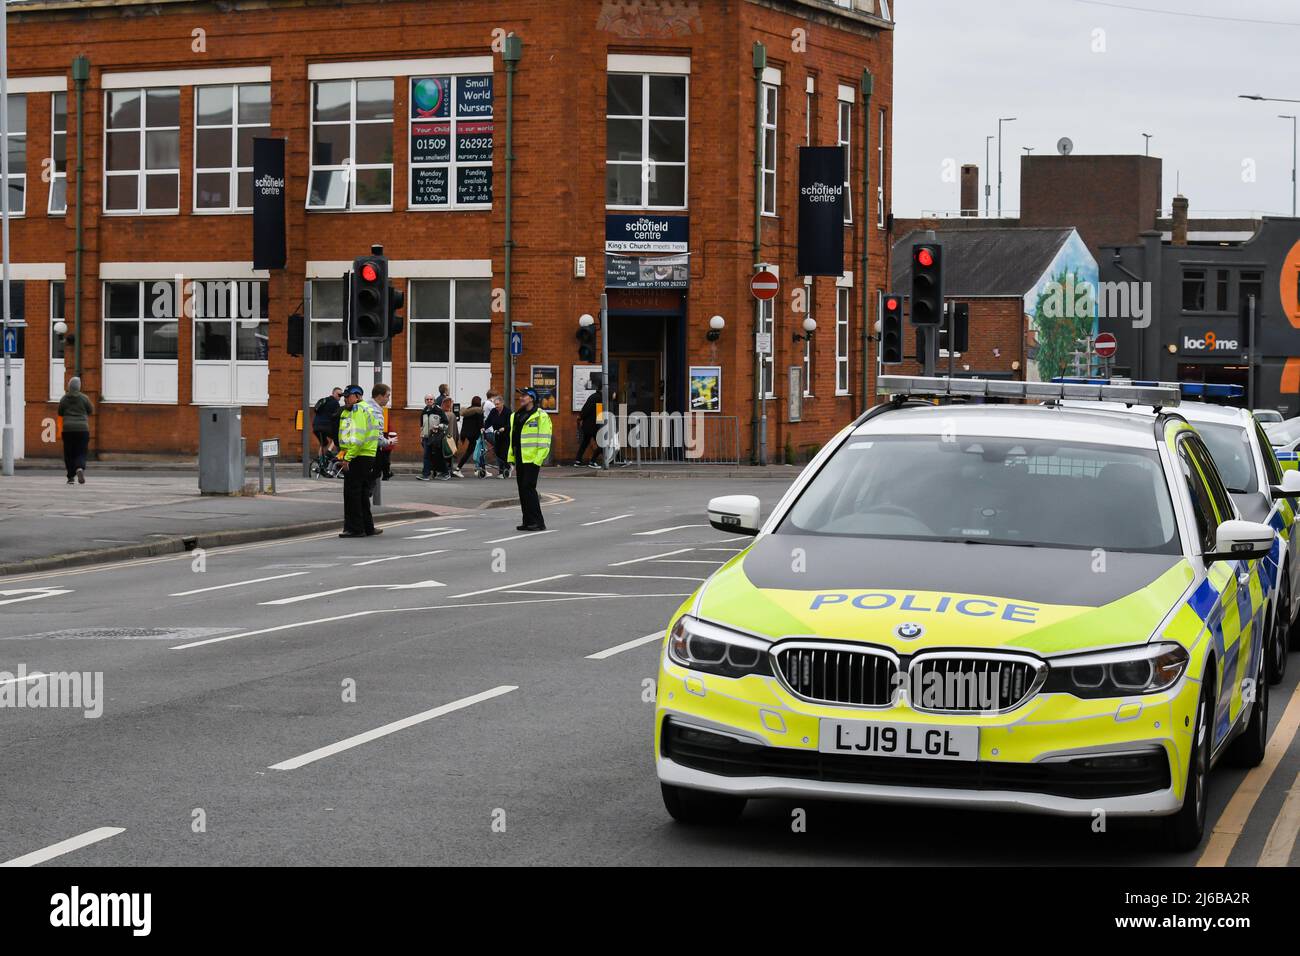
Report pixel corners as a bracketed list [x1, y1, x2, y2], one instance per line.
[760, 296, 776, 400]
[837, 99, 852, 225]
[103, 88, 181, 215]
[4, 93, 26, 216]
[407, 277, 492, 407]
[193, 83, 271, 214]
[835, 285, 851, 396]
[190, 279, 270, 405]
[877, 107, 887, 228]
[408, 74, 494, 211]
[100, 279, 180, 403]
[761, 83, 778, 216]
[307, 78, 394, 211]
[49, 93, 66, 215]
[605, 72, 688, 210]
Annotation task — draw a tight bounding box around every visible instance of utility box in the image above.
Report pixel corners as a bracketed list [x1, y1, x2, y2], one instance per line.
[198, 406, 245, 494]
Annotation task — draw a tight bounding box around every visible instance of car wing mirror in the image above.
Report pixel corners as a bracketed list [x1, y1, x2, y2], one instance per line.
[1270, 470, 1300, 500]
[707, 495, 761, 537]
[1206, 519, 1274, 563]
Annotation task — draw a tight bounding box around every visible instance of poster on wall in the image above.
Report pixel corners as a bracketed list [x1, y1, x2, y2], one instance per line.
[572, 365, 603, 411]
[531, 365, 559, 413]
[689, 366, 721, 413]
[410, 74, 494, 208]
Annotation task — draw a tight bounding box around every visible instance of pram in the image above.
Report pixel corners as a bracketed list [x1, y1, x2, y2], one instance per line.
[474, 427, 508, 478]
[311, 444, 346, 479]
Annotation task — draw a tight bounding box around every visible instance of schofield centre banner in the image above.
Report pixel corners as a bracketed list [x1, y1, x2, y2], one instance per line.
[797, 146, 845, 276]
[252, 138, 286, 270]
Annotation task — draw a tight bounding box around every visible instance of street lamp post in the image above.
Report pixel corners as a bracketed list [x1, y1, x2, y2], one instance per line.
[1281, 114, 1297, 217]
[1142, 133, 1152, 156]
[1022, 146, 1034, 156]
[1, 5, 13, 476]
[997, 117, 1016, 218]
[984, 135, 993, 217]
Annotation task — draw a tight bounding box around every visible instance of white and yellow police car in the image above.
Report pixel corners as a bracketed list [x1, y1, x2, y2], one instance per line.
[1059, 380, 1300, 685]
[655, 376, 1274, 850]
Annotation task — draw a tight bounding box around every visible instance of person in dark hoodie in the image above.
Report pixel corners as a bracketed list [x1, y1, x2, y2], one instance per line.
[57, 376, 94, 485]
[457, 396, 485, 473]
[483, 392, 511, 479]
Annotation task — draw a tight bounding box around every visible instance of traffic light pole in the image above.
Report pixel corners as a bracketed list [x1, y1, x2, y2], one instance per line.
[302, 280, 312, 478]
[599, 292, 610, 467]
[1, 8, 13, 476]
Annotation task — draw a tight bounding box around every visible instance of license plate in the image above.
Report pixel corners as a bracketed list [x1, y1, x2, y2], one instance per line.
[819, 719, 979, 762]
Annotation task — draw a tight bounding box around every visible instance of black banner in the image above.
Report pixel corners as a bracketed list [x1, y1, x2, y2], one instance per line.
[252, 137, 286, 271]
[797, 146, 846, 276]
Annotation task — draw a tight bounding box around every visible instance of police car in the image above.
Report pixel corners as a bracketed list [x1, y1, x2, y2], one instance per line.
[655, 376, 1273, 850]
[1059, 381, 1300, 685]
[1264, 418, 1300, 472]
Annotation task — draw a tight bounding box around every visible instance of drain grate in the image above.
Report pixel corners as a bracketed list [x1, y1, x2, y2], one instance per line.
[6, 626, 235, 641]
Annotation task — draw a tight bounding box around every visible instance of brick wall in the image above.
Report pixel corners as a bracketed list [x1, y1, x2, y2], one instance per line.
[8, 0, 892, 463]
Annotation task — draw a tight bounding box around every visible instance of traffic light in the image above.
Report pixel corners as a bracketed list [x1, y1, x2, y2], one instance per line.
[350, 255, 388, 341]
[387, 282, 405, 340]
[942, 302, 969, 354]
[576, 325, 597, 362]
[287, 311, 304, 357]
[910, 242, 943, 326]
[880, 293, 904, 364]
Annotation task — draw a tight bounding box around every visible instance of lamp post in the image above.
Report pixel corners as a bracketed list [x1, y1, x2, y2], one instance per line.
[1142, 132, 1152, 156]
[1022, 146, 1034, 156]
[984, 135, 993, 217]
[1, 4, 13, 476]
[1238, 95, 1300, 216]
[997, 117, 1016, 217]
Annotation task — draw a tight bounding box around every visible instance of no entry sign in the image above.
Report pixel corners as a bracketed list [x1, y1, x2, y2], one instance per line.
[750, 270, 780, 301]
[1094, 332, 1118, 358]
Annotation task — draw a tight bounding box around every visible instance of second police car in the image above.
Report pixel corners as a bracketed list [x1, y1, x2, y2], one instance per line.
[655, 377, 1278, 850]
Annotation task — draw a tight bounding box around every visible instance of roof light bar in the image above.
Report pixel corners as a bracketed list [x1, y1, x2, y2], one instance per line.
[880, 375, 1180, 406]
[1051, 377, 1244, 399]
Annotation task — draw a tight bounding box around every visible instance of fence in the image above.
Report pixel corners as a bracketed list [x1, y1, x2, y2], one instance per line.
[611, 413, 741, 466]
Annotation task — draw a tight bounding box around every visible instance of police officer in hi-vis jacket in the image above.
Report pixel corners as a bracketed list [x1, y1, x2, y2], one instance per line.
[336, 384, 383, 538]
[508, 387, 553, 531]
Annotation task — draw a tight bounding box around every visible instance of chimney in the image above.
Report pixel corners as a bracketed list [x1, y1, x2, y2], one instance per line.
[960, 164, 979, 217]
[1171, 195, 1189, 246]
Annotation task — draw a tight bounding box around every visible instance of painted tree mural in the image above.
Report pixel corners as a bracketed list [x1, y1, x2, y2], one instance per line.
[1031, 267, 1097, 379]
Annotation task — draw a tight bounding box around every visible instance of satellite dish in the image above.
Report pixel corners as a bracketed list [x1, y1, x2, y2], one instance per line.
[1057, 137, 1074, 156]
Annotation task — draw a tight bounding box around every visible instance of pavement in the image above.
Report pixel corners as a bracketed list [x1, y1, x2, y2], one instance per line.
[0, 462, 800, 575]
[0, 475, 1296, 866]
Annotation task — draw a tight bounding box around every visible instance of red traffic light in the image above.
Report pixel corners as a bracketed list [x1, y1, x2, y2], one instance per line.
[361, 263, 379, 282]
[886, 297, 899, 311]
[915, 248, 935, 268]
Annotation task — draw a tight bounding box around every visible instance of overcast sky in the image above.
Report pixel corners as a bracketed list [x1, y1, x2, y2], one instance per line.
[892, 0, 1299, 219]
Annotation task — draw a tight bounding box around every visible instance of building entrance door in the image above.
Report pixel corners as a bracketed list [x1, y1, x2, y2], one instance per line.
[608, 354, 661, 415]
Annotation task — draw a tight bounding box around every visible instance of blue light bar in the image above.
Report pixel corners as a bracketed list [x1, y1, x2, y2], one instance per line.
[1050, 377, 1245, 399]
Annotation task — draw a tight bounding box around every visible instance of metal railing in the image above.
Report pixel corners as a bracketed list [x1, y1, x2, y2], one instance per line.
[611, 413, 741, 466]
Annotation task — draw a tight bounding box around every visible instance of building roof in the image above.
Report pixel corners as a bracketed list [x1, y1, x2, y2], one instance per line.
[891, 227, 1076, 297]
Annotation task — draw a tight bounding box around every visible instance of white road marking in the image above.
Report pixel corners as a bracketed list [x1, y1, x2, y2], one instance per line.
[170, 594, 600, 650]
[268, 685, 518, 771]
[582, 513, 634, 526]
[585, 573, 706, 582]
[505, 590, 615, 597]
[608, 548, 692, 567]
[654, 559, 726, 565]
[0, 671, 49, 687]
[1, 827, 125, 867]
[0, 588, 73, 607]
[633, 524, 707, 536]
[353, 549, 447, 567]
[451, 574, 570, 599]
[169, 571, 309, 597]
[260, 580, 445, 606]
[700, 547, 745, 552]
[404, 528, 466, 541]
[484, 529, 556, 544]
[586, 631, 664, 660]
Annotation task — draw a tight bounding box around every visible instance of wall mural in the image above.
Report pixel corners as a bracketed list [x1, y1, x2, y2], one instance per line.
[1022, 230, 1100, 381]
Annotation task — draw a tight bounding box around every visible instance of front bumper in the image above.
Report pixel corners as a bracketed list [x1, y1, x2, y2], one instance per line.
[654, 653, 1199, 818]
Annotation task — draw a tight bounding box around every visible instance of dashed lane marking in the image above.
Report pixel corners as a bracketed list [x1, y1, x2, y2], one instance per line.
[168, 571, 309, 597]
[484, 529, 556, 544]
[582, 514, 634, 526]
[353, 549, 448, 567]
[633, 524, 708, 536]
[608, 548, 692, 567]
[586, 631, 664, 660]
[1, 827, 125, 867]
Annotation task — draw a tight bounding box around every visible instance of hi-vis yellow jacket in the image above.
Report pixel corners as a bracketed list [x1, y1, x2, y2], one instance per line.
[507, 407, 553, 465]
[338, 401, 381, 460]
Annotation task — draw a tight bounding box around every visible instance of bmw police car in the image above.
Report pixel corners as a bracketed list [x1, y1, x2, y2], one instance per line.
[655, 376, 1274, 850]
[1060, 381, 1300, 685]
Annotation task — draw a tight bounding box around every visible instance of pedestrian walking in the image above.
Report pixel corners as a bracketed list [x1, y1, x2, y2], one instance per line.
[57, 376, 94, 485]
[368, 383, 397, 480]
[336, 384, 383, 538]
[484, 393, 511, 478]
[440, 397, 462, 477]
[574, 376, 602, 468]
[457, 396, 485, 472]
[508, 387, 553, 531]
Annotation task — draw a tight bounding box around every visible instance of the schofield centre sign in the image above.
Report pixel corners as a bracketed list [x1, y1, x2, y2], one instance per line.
[605, 214, 689, 289]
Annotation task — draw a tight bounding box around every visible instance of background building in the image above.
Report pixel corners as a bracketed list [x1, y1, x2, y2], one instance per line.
[0, 0, 895, 464]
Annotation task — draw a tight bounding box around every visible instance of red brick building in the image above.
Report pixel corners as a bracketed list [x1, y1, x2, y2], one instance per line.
[1, 0, 894, 465]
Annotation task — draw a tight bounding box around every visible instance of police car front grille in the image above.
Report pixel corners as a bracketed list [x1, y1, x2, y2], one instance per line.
[775, 646, 897, 707]
[908, 654, 1045, 714]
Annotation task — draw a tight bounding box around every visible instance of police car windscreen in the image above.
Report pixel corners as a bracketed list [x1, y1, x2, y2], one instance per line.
[1265, 418, 1300, 445]
[1192, 422, 1255, 494]
[780, 435, 1180, 554]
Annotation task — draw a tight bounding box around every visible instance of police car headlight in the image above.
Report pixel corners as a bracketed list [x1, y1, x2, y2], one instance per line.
[667, 616, 773, 679]
[1043, 643, 1189, 698]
